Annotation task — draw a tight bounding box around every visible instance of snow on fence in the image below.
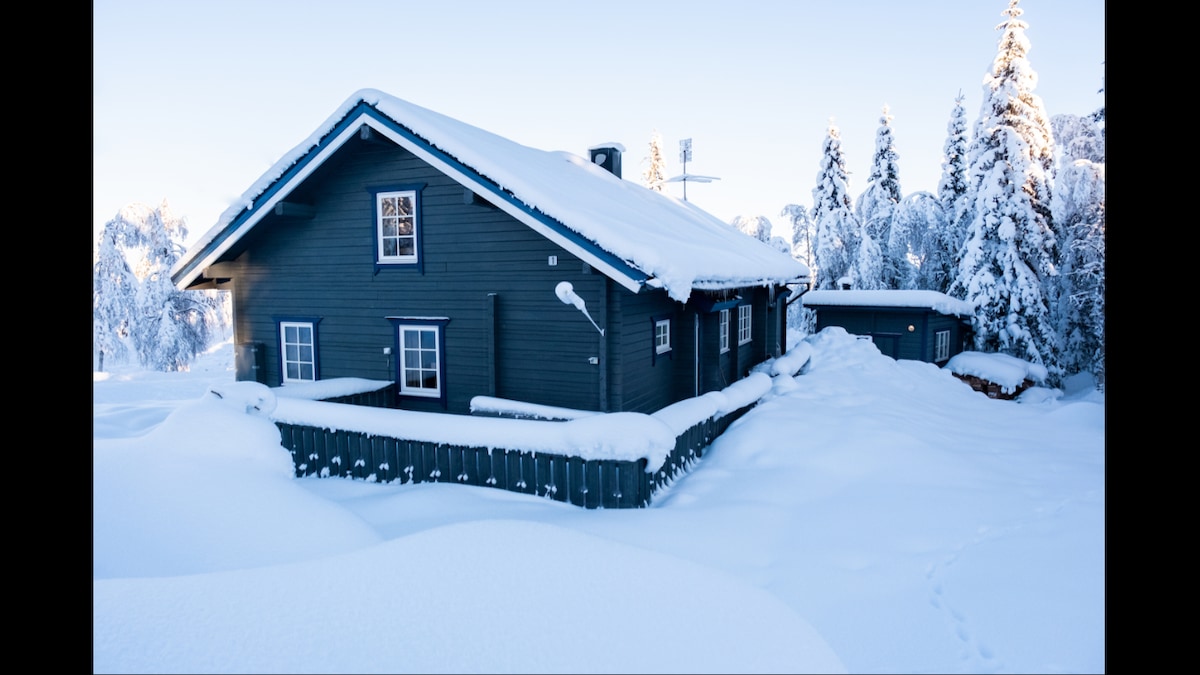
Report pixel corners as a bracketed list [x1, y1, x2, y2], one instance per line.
[272, 378, 770, 508]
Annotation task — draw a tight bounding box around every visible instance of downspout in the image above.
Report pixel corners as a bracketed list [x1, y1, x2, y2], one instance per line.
[783, 281, 812, 352]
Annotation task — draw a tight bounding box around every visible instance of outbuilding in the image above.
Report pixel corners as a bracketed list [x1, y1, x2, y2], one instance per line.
[801, 289, 974, 364]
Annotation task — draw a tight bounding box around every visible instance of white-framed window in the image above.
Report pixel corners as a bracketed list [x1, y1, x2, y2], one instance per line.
[737, 304, 752, 345]
[279, 320, 316, 383]
[719, 308, 730, 353]
[655, 318, 672, 354]
[399, 325, 441, 397]
[935, 329, 951, 362]
[376, 190, 418, 263]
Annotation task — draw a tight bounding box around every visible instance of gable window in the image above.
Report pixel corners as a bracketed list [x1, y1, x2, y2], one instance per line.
[719, 309, 730, 353]
[737, 304, 752, 345]
[935, 329, 951, 362]
[279, 319, 319, 384]
[655, 318, 672, 354]
[372, 186, 424, 267]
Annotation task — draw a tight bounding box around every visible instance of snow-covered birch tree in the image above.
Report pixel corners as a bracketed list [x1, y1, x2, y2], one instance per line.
[731, 214, 773, 243]
[642, 130, 667, 192]
[780, 203, 815, 270]
[93, 216, 140, 371]
[952, 0, 1059, 380]
[899, 192, 952, 292]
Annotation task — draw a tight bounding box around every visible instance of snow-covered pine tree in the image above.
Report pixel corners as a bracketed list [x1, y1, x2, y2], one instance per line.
[642, 130, 667, 192]
[130, 200, 226, 372]
[811, 121, 858, 290]
[952, 0, 1059, 380]
[93, 216, 140, 371]
[938, 92, 971, 264]
[856, 105, 903, 288]
[779, 203, 815, 270]
[730, 214, 773, 243]
[1051, 110, 1105, 388]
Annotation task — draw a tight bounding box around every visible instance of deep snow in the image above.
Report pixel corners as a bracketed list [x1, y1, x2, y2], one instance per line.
[93, 328, 1104, 673]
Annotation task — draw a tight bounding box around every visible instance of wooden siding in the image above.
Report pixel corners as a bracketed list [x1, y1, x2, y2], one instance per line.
[813, 306, 971, 364]
[225, 137, 613, 413]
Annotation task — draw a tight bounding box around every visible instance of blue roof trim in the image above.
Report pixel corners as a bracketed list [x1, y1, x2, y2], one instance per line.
[175, 99, 648, 289]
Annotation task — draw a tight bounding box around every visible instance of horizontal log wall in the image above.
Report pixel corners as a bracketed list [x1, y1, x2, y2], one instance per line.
[275, 402, 751, 509]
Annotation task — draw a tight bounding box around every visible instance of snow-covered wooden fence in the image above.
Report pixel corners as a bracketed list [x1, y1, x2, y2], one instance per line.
[274, 402, 750, 509]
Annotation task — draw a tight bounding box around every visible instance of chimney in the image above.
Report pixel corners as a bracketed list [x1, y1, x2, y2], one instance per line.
[588, 143, 625, 178]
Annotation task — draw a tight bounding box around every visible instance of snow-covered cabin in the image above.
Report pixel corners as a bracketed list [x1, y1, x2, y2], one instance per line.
[802, 290, 973, 364]
[172, 89, 809, 415]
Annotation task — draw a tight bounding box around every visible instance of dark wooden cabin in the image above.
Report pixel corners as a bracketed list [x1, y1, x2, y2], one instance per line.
[802, 290, 974, 364]
[173, 89, 810, 415]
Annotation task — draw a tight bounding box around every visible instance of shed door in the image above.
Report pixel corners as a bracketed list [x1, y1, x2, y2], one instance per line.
[869, 333, 900, 359]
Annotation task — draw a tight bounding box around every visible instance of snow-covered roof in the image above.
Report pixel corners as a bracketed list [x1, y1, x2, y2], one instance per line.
[802, 290, 974, 317]
[172, 89, 809, 302]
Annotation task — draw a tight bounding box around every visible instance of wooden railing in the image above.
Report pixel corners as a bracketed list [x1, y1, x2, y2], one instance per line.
[275, 402, 750, 509]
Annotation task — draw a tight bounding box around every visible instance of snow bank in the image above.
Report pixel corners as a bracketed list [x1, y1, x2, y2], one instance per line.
[945, 351, 1048, 390]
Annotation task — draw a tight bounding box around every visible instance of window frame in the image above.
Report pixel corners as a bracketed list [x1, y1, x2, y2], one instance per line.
[719, 308, 730, 354]
[277, 318, 320, 385]
[370, 184, 426, 270]
[934, 329, 951, 362]
[737, 303, 752, 345]
[389, 317, 450, 406]
[654, 318, 672, 355]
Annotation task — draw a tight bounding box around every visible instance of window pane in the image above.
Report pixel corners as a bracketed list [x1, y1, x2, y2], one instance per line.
[397, 218, 413, 235]
[396, 196, 413, 216]
[286, 344, 299, 361]
[404, 331, 420, 348]
[383, 239, 398, 257]
[421, 351, 437, 369]
[383, 219, 398, 237]
[397, 239, 414, 256]
[420, 330, 436, 349]
[406, 371, 422, 388]
[381, 197, 397, 217]
[300, 364, 314, 380]
[422, 372, 438, 388]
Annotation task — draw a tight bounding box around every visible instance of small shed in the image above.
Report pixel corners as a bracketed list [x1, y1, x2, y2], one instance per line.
[802, 290, 974, 364]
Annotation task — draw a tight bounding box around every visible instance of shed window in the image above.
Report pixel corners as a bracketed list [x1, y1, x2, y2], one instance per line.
[935, 329, 951, 362]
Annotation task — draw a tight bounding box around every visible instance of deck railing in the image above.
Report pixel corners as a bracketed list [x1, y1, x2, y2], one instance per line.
[274, 400, 750, 509]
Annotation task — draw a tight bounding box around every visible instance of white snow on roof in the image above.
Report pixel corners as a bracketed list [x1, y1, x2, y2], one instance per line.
[802, 289, 974, 317]
[178, 89, 808, 302]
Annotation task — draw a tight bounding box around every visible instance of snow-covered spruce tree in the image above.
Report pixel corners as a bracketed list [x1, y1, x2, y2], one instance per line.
[131, 200, 224, 372]
[642, 130, 667, 192]
[938, 92, 971, 264]
[856, 105, 904, 288]
[780, 203, 815, 270]
[899, 192, 952, 292]
[952, 0, 1059, 380]
[93, 216, 140, 371]
[810, 121, 858, 289]
[1051, 156, 1105, 388]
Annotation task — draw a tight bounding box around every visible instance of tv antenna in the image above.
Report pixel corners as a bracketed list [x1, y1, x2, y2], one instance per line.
[665, 138, 720, 201]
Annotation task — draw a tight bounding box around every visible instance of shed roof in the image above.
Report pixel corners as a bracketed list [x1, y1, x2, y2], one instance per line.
[802, 290, 974, 317]
[172, 89, 809, 302]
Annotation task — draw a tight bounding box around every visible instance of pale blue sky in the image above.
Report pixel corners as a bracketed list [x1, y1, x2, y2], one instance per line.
[93, 0, 1103, 246]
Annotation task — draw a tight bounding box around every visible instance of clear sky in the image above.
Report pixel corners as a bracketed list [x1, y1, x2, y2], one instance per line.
[93, 0, 1104, 247]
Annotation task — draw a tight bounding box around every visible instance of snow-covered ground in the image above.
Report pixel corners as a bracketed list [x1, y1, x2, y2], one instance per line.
[93, 328, 1105, 673]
